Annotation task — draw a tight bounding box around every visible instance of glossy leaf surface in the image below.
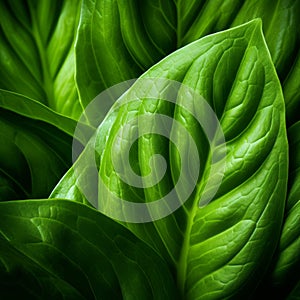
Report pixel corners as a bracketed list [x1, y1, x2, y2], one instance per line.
[53, 20, 288, 299]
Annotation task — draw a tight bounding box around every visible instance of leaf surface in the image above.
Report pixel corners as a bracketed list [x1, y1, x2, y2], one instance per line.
[0, 0, 82, 119]
[0, 199, 177, 299]
[284, 52, 300, 126]
[268, 121, 300, 296]
[53, 20, 288, 298]
[0, 90, 81, 201]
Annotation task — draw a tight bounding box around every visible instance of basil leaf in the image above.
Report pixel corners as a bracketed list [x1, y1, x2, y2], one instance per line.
[0, 90, 79, 201]
[76, 0, 300, 113]
[0, 199, 177, 299]
[53, 20, 288, 298]
[0, 0, 82, 119]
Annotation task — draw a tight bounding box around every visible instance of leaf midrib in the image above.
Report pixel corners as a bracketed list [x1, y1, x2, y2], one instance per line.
[175, 22, 260, 296]
[176, 162, 211, 295]
[29, 6, 55, 110]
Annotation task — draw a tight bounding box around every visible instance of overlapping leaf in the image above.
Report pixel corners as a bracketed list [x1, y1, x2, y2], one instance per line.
[0, 199, 177, 299]
[268, 121, 300, 297]
[0, 90, 80, 201]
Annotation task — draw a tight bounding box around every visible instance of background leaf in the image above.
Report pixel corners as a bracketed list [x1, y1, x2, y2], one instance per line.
[0, 199, 177, 299]
[284, 52, 300, 126]
[266, 121, 300, 298]
[0, 0, 82, 119]
[0, 90, 80, 201]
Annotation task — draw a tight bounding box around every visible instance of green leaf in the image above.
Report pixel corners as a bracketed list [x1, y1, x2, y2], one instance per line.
[0, 232, 86, 299]
[53, 20, 288, 298]
[0, 90, 80, 201]
[76, 0, 300, 113]
[0, 0, 82, 119]
[284, 52, 300, 126]
[75, 0, 141, 107]
[0, 89, 81, 137]
[0, 199, 177, 299]
[269, 121, 300, 296]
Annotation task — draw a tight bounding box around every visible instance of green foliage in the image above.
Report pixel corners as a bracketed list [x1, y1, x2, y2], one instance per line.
[0, 0, 299, 299]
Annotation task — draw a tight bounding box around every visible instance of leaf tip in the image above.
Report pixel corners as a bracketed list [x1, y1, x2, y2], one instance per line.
[247, 18, 263, 33]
